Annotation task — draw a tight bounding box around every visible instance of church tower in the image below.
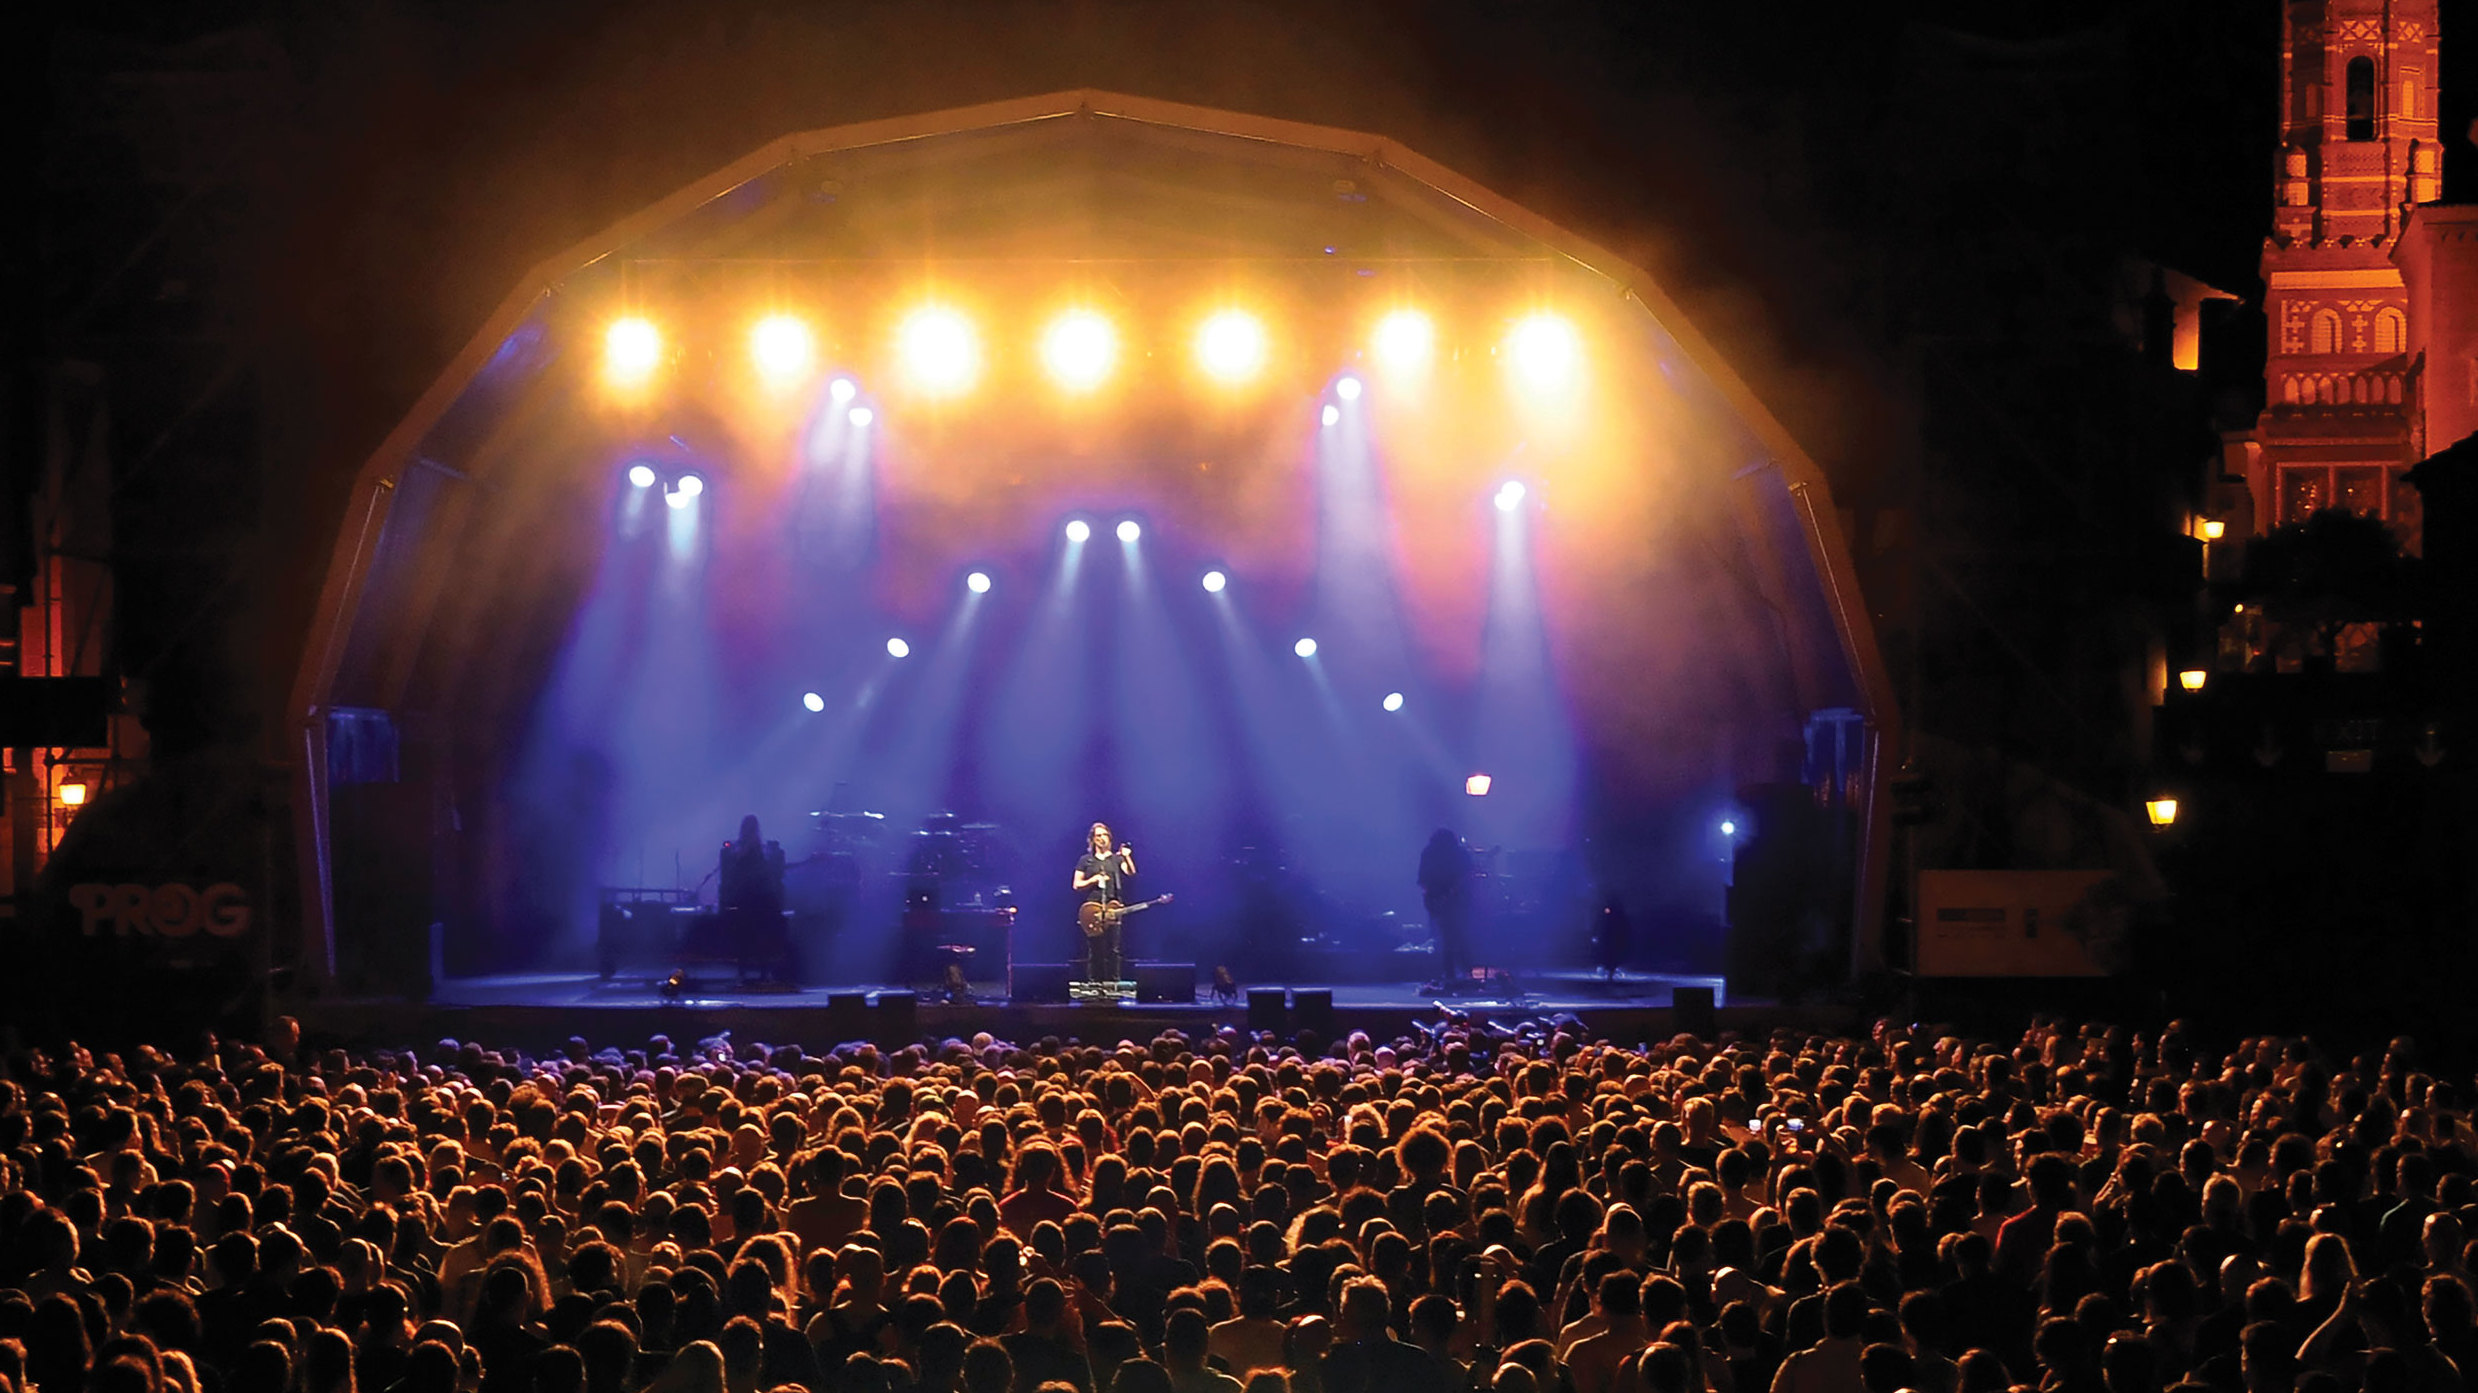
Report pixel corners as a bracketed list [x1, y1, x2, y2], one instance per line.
[2243, 0, 2443, 536]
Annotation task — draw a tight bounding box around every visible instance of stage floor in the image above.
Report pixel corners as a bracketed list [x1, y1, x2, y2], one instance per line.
[431, 968, 1729, 1013]
[290, 968, 1848, 1054]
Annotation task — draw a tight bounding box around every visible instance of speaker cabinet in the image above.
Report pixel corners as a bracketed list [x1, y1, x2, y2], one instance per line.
[1133, 961, 1195, 1004]
[1246, 988, 1287, 1033]
[872, 991, 917, 1043]
[1011, 962, 1074, 1004]
[1292, 988, 1334, 1039]
[824, 992, 869, 1045]
[1671, 984, 1717, 1038]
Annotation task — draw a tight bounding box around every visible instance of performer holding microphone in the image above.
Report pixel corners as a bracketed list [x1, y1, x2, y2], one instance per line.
[1072, 822, 1136, 982]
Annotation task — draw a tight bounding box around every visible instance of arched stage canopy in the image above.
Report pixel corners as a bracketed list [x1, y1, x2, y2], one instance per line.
[286, 91, 1898, 989]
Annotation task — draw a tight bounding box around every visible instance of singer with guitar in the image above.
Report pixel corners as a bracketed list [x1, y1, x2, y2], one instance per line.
[1073, 822, 1140, 984]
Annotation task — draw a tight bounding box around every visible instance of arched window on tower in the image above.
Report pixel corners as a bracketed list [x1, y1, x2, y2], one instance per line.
[2375, 309, 2406, 356]
[2311, 309, 2342, 355]
[2346, 56, 2376, 141]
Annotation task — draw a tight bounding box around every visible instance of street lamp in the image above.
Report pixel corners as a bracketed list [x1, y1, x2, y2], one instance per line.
[2145, 796, 2179, 828]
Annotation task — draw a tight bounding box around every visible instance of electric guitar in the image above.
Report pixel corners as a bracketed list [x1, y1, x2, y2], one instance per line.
[1081, 893, 1173, 938]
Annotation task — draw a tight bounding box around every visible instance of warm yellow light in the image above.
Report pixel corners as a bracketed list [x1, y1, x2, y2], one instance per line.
[2145, 797, 2179, 827]
[749, 314, 815, 385]
[1372, 309, 1436, 378]
[896, 305, 980, 397]
[2178, 669, 2207, 692]
[57, 782, 88, 808]
[1507, 313, 1582, 394]
[1195, 310, 1269, 383]
[605, 317, 662, 384]
[1464, 773, 1493, 797]
[1040, 310, 1118, 393]
[2200, 519, 2226, 541]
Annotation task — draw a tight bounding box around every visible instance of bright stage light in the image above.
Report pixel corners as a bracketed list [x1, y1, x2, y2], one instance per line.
[1116, 519, 1141, 543]
[1382, 691, 1404, 712]
[1507, 313, 1582, 394]
[801, 691, 825, 713]
[1201, 570, 1227, 593]
[886, 637, 911, 659]
[1065, 519, 1092, 544]
[1293, 637, 1318, 658]
[848, 406, 874, 427]
[604, 317, 661, 384]
[897, 305, 980, 397]
[1196, 310, 1268, 383]
[967, 570, 992, 594]
[1041, 309, 1118, 393]
[1320, 404, 1340, 427]
[1495, 480, 1528, 512]
[829, 376, 858, 404]
[626, 463, 658, 489]
[675, 473, 704, 499]
[750, 314, 815, 384]
[1465, 773, 1493, 797]
[1335, 375, 1363, 401]
[1372, 310, 1435, 378]
[664, 490, 690, 511]
[1720, 819, 1737, 837]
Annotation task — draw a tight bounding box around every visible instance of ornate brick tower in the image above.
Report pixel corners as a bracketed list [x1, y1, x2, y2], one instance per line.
[2241, 0, 2444, 539]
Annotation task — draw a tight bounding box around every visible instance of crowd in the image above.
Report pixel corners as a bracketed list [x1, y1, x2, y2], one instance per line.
[0, 1014, 2467, 1393]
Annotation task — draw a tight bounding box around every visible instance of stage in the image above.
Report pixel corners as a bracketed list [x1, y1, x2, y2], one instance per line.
[278, 99, 1895, 1032]
[288, 967, 1847, 1054]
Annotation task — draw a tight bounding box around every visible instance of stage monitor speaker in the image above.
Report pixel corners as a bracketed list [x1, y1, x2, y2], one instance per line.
[1246, 988, 1286, 1033]
[1012, 962, 1074, 1004]
[824, 992, 868, 1045]
[1292, 988, 1334, 1039]
[1672, 985, 1717, 1038]
[1134, 962, 1195, 1004]
[873, 991, 917, 1043]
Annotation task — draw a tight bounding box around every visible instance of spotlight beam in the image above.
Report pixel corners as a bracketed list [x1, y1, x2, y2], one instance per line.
[866, 584, 990, 850]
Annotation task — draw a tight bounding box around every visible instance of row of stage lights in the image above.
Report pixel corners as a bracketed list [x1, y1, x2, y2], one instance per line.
[628, 469, 1530, 519]
[602, 304, 1587, 399]
[800, 653, 1491, 797]
[626, 463, 706, 508]
[785, 503, 1530, 722]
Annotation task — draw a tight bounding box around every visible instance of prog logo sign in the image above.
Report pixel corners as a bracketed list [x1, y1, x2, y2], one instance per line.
[68, 883, 251, 939]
